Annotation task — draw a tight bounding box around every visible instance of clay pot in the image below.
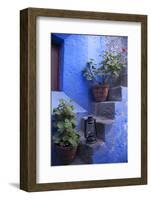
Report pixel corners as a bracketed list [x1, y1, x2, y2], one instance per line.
[92, 84, 109, 102]
[55, 144, 78, 165]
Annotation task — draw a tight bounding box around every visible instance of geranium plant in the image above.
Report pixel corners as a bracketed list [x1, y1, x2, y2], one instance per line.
[83, 49, 127, 84]
[52, 99, 80, 148]
[82, 48, 127, 102]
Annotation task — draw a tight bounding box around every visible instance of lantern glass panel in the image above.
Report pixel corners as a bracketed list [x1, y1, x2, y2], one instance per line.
[85, 116, 97, 144]
[87, 123, 95, 137]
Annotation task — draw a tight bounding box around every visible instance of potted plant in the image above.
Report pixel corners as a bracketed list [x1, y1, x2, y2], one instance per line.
[52, 99, 80, 165]
[82, 49, 127, 102]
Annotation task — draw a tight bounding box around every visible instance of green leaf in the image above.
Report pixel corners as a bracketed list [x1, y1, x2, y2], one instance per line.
[52, 98, 80, 147]
[68, 138, 77, 147]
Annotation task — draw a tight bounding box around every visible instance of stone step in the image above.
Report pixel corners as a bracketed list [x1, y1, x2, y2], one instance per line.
[119, 67, 127, 87]
[77, 136, 105, 164]
[92, 86, 127, 119]
[82, 116, 114, 125]
[108, 86, 127, 101]
[92, 100, 128, 119]
[92, 101, 116, 119]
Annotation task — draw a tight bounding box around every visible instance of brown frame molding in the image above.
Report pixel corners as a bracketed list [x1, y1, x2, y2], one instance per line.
[20, 8, 147, 192]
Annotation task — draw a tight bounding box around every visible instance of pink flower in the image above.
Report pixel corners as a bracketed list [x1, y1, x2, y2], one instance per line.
[122, 48, 127, 53]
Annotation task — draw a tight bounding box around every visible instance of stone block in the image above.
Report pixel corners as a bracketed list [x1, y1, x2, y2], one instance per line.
[92, 102, 115, 119]
[108, 86, 127, 101]
[119, 67, 127, 87]
[77, 137, 104, 164]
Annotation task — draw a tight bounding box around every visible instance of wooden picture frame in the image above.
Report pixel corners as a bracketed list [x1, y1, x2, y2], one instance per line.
[20, 7, 147, 192]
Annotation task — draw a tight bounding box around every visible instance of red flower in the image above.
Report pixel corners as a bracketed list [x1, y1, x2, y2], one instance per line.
[122, 48, 127, 52]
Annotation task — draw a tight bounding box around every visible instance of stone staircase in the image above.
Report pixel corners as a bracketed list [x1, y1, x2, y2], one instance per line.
[77, 86, 128, 164]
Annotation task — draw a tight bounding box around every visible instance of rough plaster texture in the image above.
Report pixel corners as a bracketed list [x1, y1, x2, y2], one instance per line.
[51, 33, 127, 111]
[52, 33, 106, 111]
[62, 34, 104, 111]
[52, 87, 127, 165]
[92, 95, 128, 163]
[75, 87, 127, 164]
[93, 87, 127, 163]
[51, 34, 128, 165]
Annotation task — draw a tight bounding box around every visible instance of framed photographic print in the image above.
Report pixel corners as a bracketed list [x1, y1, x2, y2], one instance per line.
[20, 8, 147, 191]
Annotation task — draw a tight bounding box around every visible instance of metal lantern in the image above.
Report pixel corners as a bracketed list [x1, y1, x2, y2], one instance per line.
[84, 115, 97, 144]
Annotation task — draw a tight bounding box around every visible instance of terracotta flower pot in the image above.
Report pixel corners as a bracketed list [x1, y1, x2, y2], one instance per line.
[55, 144, 78, 165]
[92, 84, 109, 102]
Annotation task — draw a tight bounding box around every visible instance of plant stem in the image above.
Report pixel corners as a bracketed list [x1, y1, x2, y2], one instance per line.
[88, 64, 98, 83]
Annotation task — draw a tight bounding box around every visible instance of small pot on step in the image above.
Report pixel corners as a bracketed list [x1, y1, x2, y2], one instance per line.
[92, 84, 109, 102]
[55, 144, 78, 165]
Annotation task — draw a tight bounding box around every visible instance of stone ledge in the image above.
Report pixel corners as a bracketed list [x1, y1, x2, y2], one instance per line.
[92, 102, 116, 119]
[108, 86, 127, 101]
[82, 116, 114, 125]
[77, 136, 104, 164]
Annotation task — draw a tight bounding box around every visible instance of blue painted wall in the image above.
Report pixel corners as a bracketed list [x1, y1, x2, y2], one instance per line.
[93, 98, 128, 163]
[52, 33, 105, 111]
[63, 34, 92, 112]
[51, 34, 128, 165]
[51, 33, 127, 112]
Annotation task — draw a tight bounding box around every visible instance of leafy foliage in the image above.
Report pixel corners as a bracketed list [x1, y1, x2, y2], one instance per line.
[52, 99, 80, 148]
[82, 49, 127, 84]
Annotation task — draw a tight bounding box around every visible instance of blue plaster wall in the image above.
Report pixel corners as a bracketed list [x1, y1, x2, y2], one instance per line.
[63, 35, 90, 111]
[92, 88, 128, 164]
[52, 34, 106, 111]
[51, 34, 128, 165]
[51, 33, 127, 112]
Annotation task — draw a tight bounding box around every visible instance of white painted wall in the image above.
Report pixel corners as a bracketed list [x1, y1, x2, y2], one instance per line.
[0, 0, 150, 199]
